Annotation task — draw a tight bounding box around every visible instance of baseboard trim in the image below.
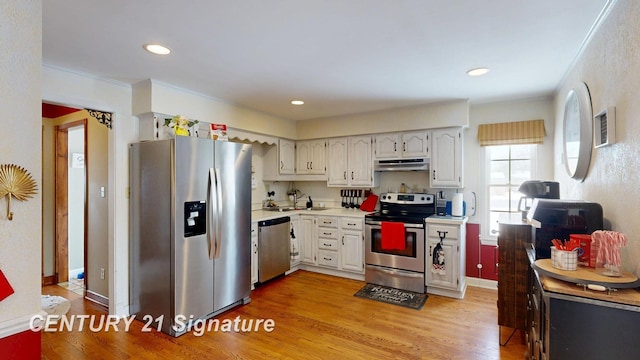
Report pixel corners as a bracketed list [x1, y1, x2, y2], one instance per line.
[41, 275, 55, 286]
[466, 276, 498, 290]
[85, 290, 109, 308]
[0, 311, 47, 339]
[298, 265, 365, 281]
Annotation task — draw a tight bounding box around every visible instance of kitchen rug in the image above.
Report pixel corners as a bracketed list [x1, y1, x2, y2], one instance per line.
[354, 283, 427, 310]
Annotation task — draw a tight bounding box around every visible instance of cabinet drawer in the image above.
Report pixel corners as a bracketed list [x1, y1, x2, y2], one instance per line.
[317, 216, 338, 228]
[317, 250, 339, 267]
[340, 217, 363, 230]
[318, 239, 338, 250]
[427, 224, 460, 240]
[318, 228, 338, 239]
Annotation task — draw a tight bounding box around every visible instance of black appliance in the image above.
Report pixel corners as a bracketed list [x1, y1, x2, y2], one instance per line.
[518, 180, 560, 199]
[518, 180, 560, 219]
[527, 198, 603, 259]
[364, 193, 435, 293]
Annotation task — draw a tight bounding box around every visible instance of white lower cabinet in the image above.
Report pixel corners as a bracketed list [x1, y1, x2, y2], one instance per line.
[425, 217, 467, 299]
[316, 216, 339, 269]
[251, 222, 258, 287]
[292, 213, 366, 279]
[340, 218, 364, 273]
[290, 216, 301, 268]
[300, 215, 317, 265]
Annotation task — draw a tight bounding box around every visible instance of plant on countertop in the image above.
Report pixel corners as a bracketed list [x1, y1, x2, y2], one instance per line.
[164, 115, 199, 136]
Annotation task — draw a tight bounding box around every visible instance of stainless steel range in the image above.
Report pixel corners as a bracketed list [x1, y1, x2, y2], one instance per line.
[364, 193, 435, 293]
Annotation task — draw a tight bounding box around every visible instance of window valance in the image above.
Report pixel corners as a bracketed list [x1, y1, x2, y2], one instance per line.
[477, 119, 546, 146]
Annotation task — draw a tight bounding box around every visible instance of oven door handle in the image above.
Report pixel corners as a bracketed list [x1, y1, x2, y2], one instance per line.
[365, 220, 424, 229]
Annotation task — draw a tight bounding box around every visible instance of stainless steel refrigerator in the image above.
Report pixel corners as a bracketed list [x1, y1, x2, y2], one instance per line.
[129, 136, 252, 336]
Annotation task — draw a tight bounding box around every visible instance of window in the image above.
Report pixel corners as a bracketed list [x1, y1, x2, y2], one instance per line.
[486, 144, 536, 237]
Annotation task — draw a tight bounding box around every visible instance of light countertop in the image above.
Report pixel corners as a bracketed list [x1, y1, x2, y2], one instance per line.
[252, 207, 373, 222]
[425, 215, 468, 224]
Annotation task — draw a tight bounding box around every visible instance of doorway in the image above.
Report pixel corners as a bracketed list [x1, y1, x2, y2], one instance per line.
[54, 120, 87, 296]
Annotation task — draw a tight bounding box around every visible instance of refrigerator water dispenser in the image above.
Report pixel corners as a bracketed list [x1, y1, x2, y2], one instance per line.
[184, 201, 206, 237]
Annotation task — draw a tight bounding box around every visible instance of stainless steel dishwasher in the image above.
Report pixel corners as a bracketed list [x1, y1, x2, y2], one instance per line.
[258, 216, 291, 283]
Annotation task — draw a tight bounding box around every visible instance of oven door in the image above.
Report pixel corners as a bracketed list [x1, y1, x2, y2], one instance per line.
[364, 221, 425, 273]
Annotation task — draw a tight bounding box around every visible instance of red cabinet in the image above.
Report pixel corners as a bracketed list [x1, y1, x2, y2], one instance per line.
[465, 223, 498, 281]
[480, 244, 498, 281]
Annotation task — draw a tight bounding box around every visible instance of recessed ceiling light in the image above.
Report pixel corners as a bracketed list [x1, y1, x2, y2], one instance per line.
[290, 100, 305, 105]
[143, 44, 171, 55]
[467, 67, 490, 76]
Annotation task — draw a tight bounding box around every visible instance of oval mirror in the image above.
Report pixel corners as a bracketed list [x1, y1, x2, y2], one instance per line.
[563, 82, 592, 182]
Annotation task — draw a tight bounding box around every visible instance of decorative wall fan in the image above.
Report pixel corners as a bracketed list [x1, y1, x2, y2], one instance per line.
[0, 164, 38, 221]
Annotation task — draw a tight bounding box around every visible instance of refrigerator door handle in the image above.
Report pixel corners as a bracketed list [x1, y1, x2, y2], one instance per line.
[213, 167, 223, 259]
[209, 168, 218, 260]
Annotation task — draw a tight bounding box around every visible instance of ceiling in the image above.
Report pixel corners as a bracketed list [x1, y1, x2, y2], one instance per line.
[42, 1, 611, 121]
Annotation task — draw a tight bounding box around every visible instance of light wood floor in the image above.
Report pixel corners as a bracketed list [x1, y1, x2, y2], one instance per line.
[41, 270, 526, 359]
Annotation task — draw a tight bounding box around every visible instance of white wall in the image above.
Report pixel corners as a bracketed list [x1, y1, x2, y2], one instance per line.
[42, 65, 135, 316]
[553, 0, 640, 275]
[0, 0, 42, 336]
[297, 100, 469, 139]
[132, 80, 298, 139]
[466, 97, 556, 240]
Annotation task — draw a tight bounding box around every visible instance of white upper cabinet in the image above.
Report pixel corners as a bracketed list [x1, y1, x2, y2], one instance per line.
[327, 138, 349, 186]
[401, 131, 430, 158]
[327, 136, 376, 187]
[296, 139, 326, 175]
[348, 135, 375, 186]
[263, 138, 296, 181]
[374, 131, 430, 159]
[430, 128, 463, 188]
[279, 139, 296, 175]
[373, 133, 400, 159]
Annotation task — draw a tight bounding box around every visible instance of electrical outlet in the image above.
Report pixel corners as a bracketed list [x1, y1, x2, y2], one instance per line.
[100, 268, 105, 280]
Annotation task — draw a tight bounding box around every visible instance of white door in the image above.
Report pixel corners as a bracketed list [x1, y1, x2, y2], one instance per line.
[348, 136, 373, 186]
[374, 133, 399, 159]
[300, 216, 317, 265]
[279, 139, 296, 174]
[340, 231, 363, 273]
[327, 138, 348, 186]
[402, 131, 430, 158]
[431, 129, 462, 187]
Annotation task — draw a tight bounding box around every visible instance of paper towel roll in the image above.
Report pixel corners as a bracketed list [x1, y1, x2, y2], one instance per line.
[452, 193, 464, 217]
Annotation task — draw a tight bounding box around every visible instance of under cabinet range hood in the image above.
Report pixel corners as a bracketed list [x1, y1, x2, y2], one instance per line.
[374, 158, 429, 171]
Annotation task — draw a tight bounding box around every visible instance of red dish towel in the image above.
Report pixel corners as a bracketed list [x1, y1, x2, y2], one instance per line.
[0, 269, 14, 302]
[381, 222, 406, 250]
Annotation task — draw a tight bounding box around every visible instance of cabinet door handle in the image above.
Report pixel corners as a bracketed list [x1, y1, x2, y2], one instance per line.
[280, 161, 284, 170]
[403, 142, 406, 152]
[351, 171, 354, 180]
[433, 169, 436, 180]
[310, 161, 313, 169]
[342, 236, 344, 245]
[343, 171, 347, 180]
